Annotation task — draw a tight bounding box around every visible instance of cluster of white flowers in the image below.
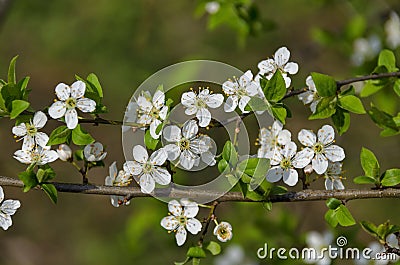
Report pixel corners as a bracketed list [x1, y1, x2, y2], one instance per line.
[258, 123, 345, 188]
[0, 186, 21, 230]
[105, 162, 132, 207]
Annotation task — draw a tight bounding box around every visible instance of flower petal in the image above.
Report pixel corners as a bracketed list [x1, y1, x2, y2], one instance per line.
[33, 111, 47, 129]
[137, 95, 152, 112]
[334, 179, 345, 190]
[196, 108, 211, 127]
[312, 153, 329, 174]
[205, 93, 224, 108]
[298, 129, 316, 147]
[298, 90, 314, 105]
[284, 62, 299, 75]
[65, 109, 78, 129]
[77, 98, 96, 113]
[163, 125, 181, 142]
[183, 202, 199, 218]
[181, 91, 196, 107]
[283, 169, 298, 186]
[274, 46, 290, 67]
[152, 167, 171, 185]
[179, 150, 197, 169]
[13, 150, 31, 164]
[325, 178, 334, 190]
[161, 216, 179, 230]
[22, 136, 35, 151]
[123, 160, 142, 176]
[184, 106, 197, 116]
[283, 74, 292, 88]
[182, 120, 198, 139]
[12, 124, 27, 136]
[55, 83, 71, 101]
[139, 173, 155, 194]
[152, 90, 165, 108]
[70, 80, 86, 99]
[292, 148, 313, 168]
[164, 144, 180, 161]
[324, 145, 345, 162]
[48, 101, 67, 119]
[224, 96, 238, 112]
[168, 200, 182, 216]
[0, 187, 3, 203]
[0, 199, 21, 215]
[318, 125, 335, 145]
[149, 119, 162, 139]
[281, 141, 297, 159]
[150, 148, 168, 165]
[35, 132, 49, 147]
[186, 218, 202, 235]
[238, 96, 251, 113]
[159, 106, 168, 120]
[0, 215, 12, 230]
[132, 145, 149, 163]
[266, 166, 284, 183]
[175, 226, 187, 246]
[201, 151, 216, 166]
[277, 129, 291, 145]
[41, 150, 58, 165]
[257, 59, 275, 74]
[222, 80, 237, 95]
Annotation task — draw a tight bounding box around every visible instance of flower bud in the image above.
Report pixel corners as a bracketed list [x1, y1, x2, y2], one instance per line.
[214, 221, 233, 242]
[57, 144, 72, 161]
[304, 164, 314, 175]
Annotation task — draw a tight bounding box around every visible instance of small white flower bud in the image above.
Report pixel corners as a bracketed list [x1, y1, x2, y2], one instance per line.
[304, 164, 314, 175]
[57, 144, 72, 161]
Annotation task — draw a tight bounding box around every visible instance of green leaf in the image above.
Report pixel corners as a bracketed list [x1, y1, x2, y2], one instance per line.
[269, 185, 287, 195]
[10, 100, 30, 119]
[18, 170, 38, 192]
[326, 198, 341, 210]
[41, 183, 58, 204]
[262, 201, 273, 211]
[309, 97, 336, 120]
[206, 241, 221, 256]
[353, 176, 377, 185]
[331, 108, 350, 135]
[8, 55, 18, 84]
[360, 147, 380, 179]
[336, 205, 356, 227]
[325, 209, 338, 227]
[378, 50, 397, 72]
[187, 246, 206, 259]
[144, 130, 159, 150]
[246, 96, 270, 112]
[271, 105, 287, 124]
[311, 72, 337, 97]
[263, 71, 286, 102]
[36, 165, 56, 183]
[249, 158, 270, 191]
[87, 73, 103, 98]
[360, 81, 384, 97]
[72, 125, 95, 145]
[394, 79, 400, 97]
[222, 141, 238, 166]
[174, 257, 190, 265]
[218, 159, 229, 173]
[47, 126, 72, 146]
[368, 105, 398, 131]
[338, 95, 366, 114]
[360, 221, 378, 237]
[381, 169, 400, 187]
[192, 258, 200, 265]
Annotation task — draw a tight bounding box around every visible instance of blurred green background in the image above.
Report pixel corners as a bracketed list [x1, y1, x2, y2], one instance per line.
[0, 1, 399, 264]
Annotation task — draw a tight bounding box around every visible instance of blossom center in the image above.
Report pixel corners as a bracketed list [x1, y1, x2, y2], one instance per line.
[195, 98, 207, 108]
[237, 87, 248, 97]
[179, 139, 190, 151]
[31, 151, 42, 163]
[313, 142, 324, 154]
[178, 215, 187, 226]
[26, 123, 37, 136]
[66, 97, 77, 109]
[280, 157, 292, 169]
[142, 162, 153, 173]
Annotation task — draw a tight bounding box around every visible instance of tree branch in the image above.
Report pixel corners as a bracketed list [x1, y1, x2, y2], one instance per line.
[336, 71, 400, 88]
[1, 176, 399, 203]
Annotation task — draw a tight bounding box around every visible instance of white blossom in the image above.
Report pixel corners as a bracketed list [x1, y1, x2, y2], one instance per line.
[304, 231, 333, 265]
[298, 76, 320, 113]
[14, 146, 58, 165]
[385, 11, 400, 49]
[123, 145, 170, 194]
[324, 162, 345, 190]
[214, 221, 233, 242]
[205, 1, 220, 14]
[257, 46, 299, 88]
[222, 70, 260, 113]
[57, 144, 72, 161]
[266, 141, 313, 186]
[84, 142, 107, 162]
[48, 81, 96, 129]
[12, 111, 49, 150]
[298, 125, 345, 175]
[0, 186, 21, 230]
[257, 120, 291, 159]
[163, 120, 215, 170]
[160, 199, 202, 246]
[181, 88, 224, 127]
[105, 162, 132, 207]
[134, 90, 168, 139]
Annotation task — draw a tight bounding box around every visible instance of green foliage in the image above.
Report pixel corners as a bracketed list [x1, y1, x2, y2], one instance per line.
[18, 170, 39, 192]
[76, 73, 107, 113]
[8, 55, 18, 84]
[337, 95, 366, 114]
[72, 124, 95, 145]
[360, 221, 400, 244]
[205, 241, 221, 256]
[10, 99, 30, 119]
[325, 199, 356, 227]
[221, 141, 238, 167]
[381, 169, 400, 187]
[309, 96, 336, 120]
[360, 147, 380, 179]
[144, 130, 159, 150]
[47, 126, 72, 145]
[331, 108, 350, 135]
[41, 183, 58, 204]
[377, 50, 398, 72]
[311, 72, 337, 97]
[262, 71, 286, 102]
[368, 104, 399, 136]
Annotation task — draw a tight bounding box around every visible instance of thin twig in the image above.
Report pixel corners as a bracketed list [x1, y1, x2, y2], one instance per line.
[198, 201, 218, 246]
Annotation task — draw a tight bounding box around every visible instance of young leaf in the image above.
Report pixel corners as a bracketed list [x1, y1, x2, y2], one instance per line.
[311, 72, 337, 97]
[8, 55, 18, 84]
[394, 79, 400, 97]
[271, 105, 287, 124]
[378, 49, 398, 72]
[144, 130, 159, 150]
[360, 147, 380, 179]
[331, 108, 350, 135]
[18, 170, 38, 192]
[338, 95, 366, 114]
[263, 71, 286, 102]
[325, 209, 338, 227]
[218, 159, 229, 173]
[187, 246, 206, 259]
[41, 183, 58, 204]
[47, 126, 72, 146]
[246, 96, 270, 112]
[10, 99, 30, 119]
[206, 241, 221, 256]
[360, 81, 384, 98]
[309, 96, 336, 120]
[360, 221, 378, 237]
[87, 73, 103, 98]
[326, 198, 341, 210]
[336, 205, 356, 227]
[72, 124, 95, 145]
[353, 176, 377, 185]
[222, 141, 238, 166]
[381, 169, 400, 187]
[368, 105, 398, 131]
